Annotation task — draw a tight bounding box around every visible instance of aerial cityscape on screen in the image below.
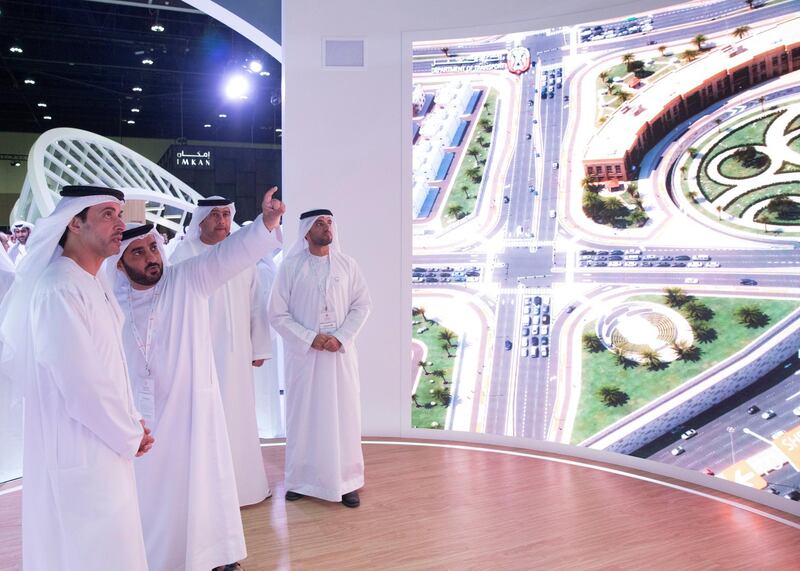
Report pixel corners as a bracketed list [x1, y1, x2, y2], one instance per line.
[411, 0, 800, 500]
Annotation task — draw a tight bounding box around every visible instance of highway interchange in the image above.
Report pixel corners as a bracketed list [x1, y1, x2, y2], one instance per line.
[412, 0, 800, 497]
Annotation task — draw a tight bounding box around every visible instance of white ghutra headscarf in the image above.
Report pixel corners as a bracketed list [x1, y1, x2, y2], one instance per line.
[286, 208, 340, 258]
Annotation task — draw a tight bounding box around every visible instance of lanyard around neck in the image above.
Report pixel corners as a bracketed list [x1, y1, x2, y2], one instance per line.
[126, 281, 160, 376]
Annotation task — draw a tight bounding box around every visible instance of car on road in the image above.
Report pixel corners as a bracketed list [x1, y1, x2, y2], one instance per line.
[608, 255, 623, 261]
[549, 209, 556, 218]
[784, 490, 800, 501]
[660, 255, 673, 261]
[531, 347, 539, 358]
[643, 255, 658, 261]
[580, 249, 596, 256]
[552, 162, 559, 169]
[793, 406, 800, 416]
[624, 249, 641, 255]
[522, 348, 529, 357]
[532, 315, 541, 325]
[523, 306, 531, 315]
[641, 262, 653, 267]
[656, 261, 671, 267]
[761, 409, 776, 420]
[740, 278, 758, 286]
[504, 339, 513, 351]
[522, 338, 529, 347]
[526, 133, 532, 140]
[747, 405, 760, 415]
[533, 305, 541, 315]
[672, 262, 686, 267]
[670, 446, 685, 456]
[623, 261, 638, 267]
[540, 325, 549, 335]
[702, 467, 715, 476]
[608, 261, 623, 267]
[704, 262, 720, 268]
[524, 297, 532, 305]
[542, 305, 550, 315]
[610, 250, 624, 255]
[521, 327, 530, 336]
[771, 430, 785, 440]
[675, 255, 691, 261]
[531, 325, 539, 335]
[684, 278, 699, 284]
[687, 262, 703, 268]
[541, 336, 549, 346]
[541, 315, 550, 325]
[566, 305, 576, 313]
[533, 296, 542, 305]
[530, 336, 539, 346]
[524, 317, 532, 326]
[541, 347, 549, 357]
[680, 429, 697, 440]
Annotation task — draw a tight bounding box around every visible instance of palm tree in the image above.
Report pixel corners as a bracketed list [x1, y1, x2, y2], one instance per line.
[433, 386, 452, 407]
[582, 333, 605, 353]
[687, 147, 699, 158]
[582, 192, 607, 220]
[417, 306, 429, 323]
[478, 116, 491, 131]
[467, 146, 481, 165]
[755, 211, 769, 232]
[693, 34, 707, 50]
[630, 209, 648, 227]
[744, 0, 755, 9]
[672, 341, 701, 362]
[716, 204, 723, 220]
[664, 287, 689, 308]
[640, 348, 663, 371]
[732, 25, 751, 40]
[692, 323, 718, 343]
[411, 394, 422, 408]
[440, 47, 451, 58]
[604, 197, 626, 217]
[440, 342, 454, 357]
[599, 70, 609, 84]
[682, 300, 713, 321]
[735, 305, 769, 328]
[714, 117, 724, 132]
[475, 134, 488, 148]
[681, 49, 699, 62]
[447, 205, 465, 220]
[611, 85, 632, 103]
[432, 368, 447, 382]
[581, 174, 597, 191]
[438, 328, 457, 347]
[621, 52, 635, 71]
[598, 386, 629, 407]
[417, 360, 430, 375]
[460, 184, 471, 200]
[658, 45, 668, 57]
[612, 346, 635, 368]
[758, 95, 766, 113]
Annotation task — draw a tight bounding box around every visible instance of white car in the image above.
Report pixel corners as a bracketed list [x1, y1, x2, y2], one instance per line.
[522, 348, 529, 357]
[532, 315, 541, 325]
[684, 278, 699, 284]
[523, 306, 531, 315]
[704, 261, 720, 268]
[793, 406, 800, 416]
[531, 325, 539, 335]
[540, 325, 549, 335]
[549, 209, 557, 218]
[608, 261, 623, 267]
[623, 261, 638, 267]
[670, 446, 685, 456]
[761, 409, 776, 420]
[541, 346, 549, 357]
[680, 429, 697, 440]
[522, 338, 529, 347]
[687, 262, 703, 268]
[524, 297, 532, 305]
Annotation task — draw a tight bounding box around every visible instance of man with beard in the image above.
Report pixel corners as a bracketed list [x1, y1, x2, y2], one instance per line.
[0, 186, 153, 570]
[8, 221, 34, 265]
[268, 209, 371, 508]
[107, 188, 284, 571]
[170, 196, 273, 506]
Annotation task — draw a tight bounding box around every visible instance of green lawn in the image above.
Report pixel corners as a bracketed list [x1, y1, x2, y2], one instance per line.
[571, 295, 799, 444]
[786, 112, 800, 134]
[441, 89, 497, 226]
[790, 133, 800, 154]
[717, 153, 770, 179]
[724, 182, 800, 216]
[411, 316, 459, 429]
[777, 161, 800, 174]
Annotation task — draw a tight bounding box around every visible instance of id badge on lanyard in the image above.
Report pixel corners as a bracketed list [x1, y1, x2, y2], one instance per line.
[138, 374, 155, 423]
[319, 309, 337, 334]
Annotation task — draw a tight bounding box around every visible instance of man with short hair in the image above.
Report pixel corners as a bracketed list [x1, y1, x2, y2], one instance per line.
[108, 187, 284, 571]
[170, 196, 273, 506]
[268, 209, 371, 508]
[0, 185, 154, 571]
[8, 220, 33, 265]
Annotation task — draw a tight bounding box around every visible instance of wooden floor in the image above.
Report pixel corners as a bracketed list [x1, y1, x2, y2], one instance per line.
[1, 440, 799, 570]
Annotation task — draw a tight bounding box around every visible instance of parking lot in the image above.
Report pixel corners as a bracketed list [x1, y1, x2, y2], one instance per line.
[515, 295, 552, 359]
[412, 265, 482, 284]
[577, 248, 720, 270]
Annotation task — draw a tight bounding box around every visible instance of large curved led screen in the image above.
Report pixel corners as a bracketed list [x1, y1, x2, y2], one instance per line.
[411, 0, 800, 501]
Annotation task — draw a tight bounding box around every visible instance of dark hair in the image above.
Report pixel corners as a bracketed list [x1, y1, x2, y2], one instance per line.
[58, 207, 89, 248]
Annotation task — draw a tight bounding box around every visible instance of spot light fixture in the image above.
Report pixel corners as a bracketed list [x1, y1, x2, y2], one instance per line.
[9, 46, 22, 54]
[11, 161, 22, 167]
[203, 124, 212, 128]
[24, 78, 35, 85]
[218, 113, 227, 118]
[259, 71, 270, 77]
[43, 115, 52, 120]
[150, 24, 165, 32]
[248, 60, 263, 73]
[223, 74, 250, 101]
[127, 120, 136, 125]
[37, 102, 47, 108]
[142, 58, 154, 65]
[132, 86, 143, 92]
[131, 108, 140, 113]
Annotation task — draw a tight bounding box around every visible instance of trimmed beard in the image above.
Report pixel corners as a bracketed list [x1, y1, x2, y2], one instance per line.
[120, 258, 163, 287]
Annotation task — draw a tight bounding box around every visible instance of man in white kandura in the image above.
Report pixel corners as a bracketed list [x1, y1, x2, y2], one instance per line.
[268, 209, 371, 508]
[0, 241, 13, 302]
[106, 188, 284, 571]
[0, 186, 154, 571]
[170, 195, 272, 505]
[8, 220, 33, 265]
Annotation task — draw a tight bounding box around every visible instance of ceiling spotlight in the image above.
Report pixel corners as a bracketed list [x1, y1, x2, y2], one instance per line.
[127, 120, 136, 125]
[11, 161, 21, 167]
[132, 86, 143, 92]
[224, 74, 251, 101]
[259, 71, 271, 77]
[9, 46, 22, 54]
[131, 108, 140, 113]
[275, 128, 282, 132]
[203, 123, 212, 128]
[24, 78, 35, 85]
[218, 113, 227, 118]
[150, 24, 165, 32]
[142, 58, 154, 65]
[248, 60, 263, 73]
[43, 115, 52, 120]
[37, 102, 47, 108]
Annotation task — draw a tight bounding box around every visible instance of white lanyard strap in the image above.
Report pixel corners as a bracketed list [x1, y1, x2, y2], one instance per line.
[127, 282, 160, 376]
[308, 253, 330, 311]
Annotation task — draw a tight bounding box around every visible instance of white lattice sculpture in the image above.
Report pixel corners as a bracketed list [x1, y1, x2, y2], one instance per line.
[11, 128, 203, 231]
